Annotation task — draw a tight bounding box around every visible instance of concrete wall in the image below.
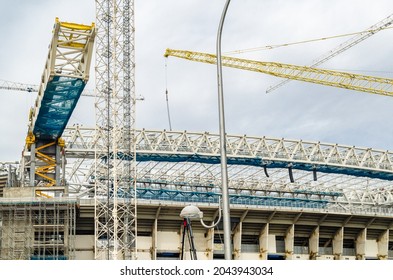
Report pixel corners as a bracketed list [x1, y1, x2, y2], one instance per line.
[366, 240, 378, 258]
[157, 231, 179, 252]
[71, 226, 390, 260]
[75, 235, 94, 260]
[3, 187, 34, 198]
[137, 236, 153, 260]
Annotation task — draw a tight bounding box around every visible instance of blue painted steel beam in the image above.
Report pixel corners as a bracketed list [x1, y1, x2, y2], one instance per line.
[100, 151, 393, 181]
[133, 153, 393, 181]
[134, 188, 329, 209]
[33, 76, 85, 140]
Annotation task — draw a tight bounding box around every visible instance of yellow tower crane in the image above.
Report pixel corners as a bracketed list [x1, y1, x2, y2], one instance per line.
[164, 48, 393, 97]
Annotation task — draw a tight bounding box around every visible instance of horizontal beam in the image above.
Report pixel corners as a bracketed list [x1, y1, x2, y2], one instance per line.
[63, 127, 393, 180]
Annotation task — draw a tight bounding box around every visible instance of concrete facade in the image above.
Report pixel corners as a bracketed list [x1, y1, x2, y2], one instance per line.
[72, 200, 393, 260]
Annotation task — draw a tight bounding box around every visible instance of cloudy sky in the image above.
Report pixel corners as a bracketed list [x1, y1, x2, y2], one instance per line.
[1, 0, 393, 162]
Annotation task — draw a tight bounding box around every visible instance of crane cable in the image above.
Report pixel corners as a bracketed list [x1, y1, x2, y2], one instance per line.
[165, 59, 173, 131]
[224, 25, 393, 55]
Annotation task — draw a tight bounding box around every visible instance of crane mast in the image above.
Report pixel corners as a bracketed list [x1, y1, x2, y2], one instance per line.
[164, 48, 393, 97]
[94, 0, 136, 260]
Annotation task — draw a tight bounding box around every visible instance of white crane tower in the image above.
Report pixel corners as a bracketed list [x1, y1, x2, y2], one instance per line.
[94, 0, 136, 260]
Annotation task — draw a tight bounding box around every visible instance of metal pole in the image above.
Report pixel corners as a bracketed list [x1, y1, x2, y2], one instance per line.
[216, 0, 232, 260]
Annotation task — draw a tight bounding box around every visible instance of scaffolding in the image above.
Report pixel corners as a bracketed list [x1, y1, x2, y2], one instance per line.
[0, 198, 77, 260]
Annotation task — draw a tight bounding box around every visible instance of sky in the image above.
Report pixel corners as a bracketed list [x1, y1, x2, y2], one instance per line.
[1, 0, 393, 162]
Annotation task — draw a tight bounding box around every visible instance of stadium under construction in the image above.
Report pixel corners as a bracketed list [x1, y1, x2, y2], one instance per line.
[1, 1, 393, 261]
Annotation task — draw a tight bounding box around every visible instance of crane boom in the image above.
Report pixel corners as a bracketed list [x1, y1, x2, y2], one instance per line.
[164, 48, 393, 97]
[0, 79, 95, 96]
[266, 13, 393, 93]
[0, 79, 38, 92]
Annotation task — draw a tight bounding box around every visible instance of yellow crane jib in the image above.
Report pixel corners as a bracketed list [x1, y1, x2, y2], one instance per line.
[164, 48, 393, 97]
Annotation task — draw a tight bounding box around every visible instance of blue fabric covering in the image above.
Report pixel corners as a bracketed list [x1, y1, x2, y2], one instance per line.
[33, 76, 85, 140]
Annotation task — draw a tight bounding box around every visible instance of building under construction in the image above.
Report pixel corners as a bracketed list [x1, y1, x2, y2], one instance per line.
[1, 1, 393, 260]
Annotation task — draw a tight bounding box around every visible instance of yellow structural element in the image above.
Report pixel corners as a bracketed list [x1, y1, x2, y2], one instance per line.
[55, 17, 95, 49]
[35, 141, 57, 187]
[35, 190, 52, 198]
[56, 17, 95, 31]
[164, 48, 393, 97]
[25, 132, 36, 149]
[58, 137, 65, 148]
[25, 133, 59, 188]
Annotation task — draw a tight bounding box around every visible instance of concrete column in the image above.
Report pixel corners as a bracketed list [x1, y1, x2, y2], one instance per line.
[233, 222, 242, 260]
[356, 228, 366, 260]
[377, 229, 389, 260]
[151, 219, 158, 260]
[259, 224, 269, 260]
[284, 224, 294, 260]
[333, 227, 343, 260]
[205, 228, 214, 260]
[151, 207, 161, 260]
[309, 226, 319, 260]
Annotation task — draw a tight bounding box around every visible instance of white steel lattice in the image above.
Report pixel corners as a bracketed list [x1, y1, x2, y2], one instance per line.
[63, 127, 393, 210]
[94, 0, 136, 260]
[65, 127, 393, 173]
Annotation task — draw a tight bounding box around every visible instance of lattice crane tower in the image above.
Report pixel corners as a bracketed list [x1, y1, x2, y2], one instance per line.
[94, 0, 136, 260]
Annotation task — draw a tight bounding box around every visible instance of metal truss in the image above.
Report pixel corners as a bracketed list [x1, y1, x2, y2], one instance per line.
[27, 17, 95, 137]
[0, 78, 95, 97]
[62, 126, 393, 211]
[0, 79, 38, 93]
[266, 13, 393, 93]
[20, 19, 95, 191]
[94, 0, 136, 260]
[165, 49, 393, 97]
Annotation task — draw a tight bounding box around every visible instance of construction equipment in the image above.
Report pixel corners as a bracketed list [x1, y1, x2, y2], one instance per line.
[0, 79, 94, 96]
[164, 48, 393, 97]
[94, 0, 137, 260]
[0, 18, 95, 261]
[266, 13, 393, 93]
[0, 80, 38, 93]
[21, 18, 95, 191]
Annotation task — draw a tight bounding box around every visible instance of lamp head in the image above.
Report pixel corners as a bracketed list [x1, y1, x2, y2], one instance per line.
[180, 205, 203, 220]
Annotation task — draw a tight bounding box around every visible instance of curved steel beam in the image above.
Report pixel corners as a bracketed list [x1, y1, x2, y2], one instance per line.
[63, 126, 393, 181]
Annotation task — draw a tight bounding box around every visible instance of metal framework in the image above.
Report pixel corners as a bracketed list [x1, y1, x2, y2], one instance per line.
[0, 79, 38, 93]
[164, 49, 393, 97]
[0, 198, 77, 260]
[62, 126, 393, 211]
[2, 2, 393, 262]
[0, 79, 95, 97]
[94, 0, 136, 260]
[21, 18, 95, 191]
[266, 13, 393, 93]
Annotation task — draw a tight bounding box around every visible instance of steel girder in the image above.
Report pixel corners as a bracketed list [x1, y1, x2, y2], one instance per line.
[61, 126, 393, 210]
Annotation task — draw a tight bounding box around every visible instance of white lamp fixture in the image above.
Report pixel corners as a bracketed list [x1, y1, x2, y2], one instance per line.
[180, 205, 203, 220]
[180, 200, 222, 229]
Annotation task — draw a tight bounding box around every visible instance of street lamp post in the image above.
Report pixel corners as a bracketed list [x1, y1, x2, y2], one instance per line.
[216, 0, 232, 260]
